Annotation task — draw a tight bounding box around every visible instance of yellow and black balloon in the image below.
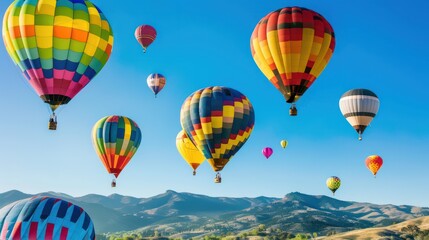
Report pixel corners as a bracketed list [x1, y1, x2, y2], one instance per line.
[180, 86, 255, 182]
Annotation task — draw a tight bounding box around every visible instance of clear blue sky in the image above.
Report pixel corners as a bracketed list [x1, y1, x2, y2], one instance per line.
[1, 0, 428, 207]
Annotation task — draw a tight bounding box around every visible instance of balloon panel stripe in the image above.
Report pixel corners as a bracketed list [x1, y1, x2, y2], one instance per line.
[343, 112, 376, 118]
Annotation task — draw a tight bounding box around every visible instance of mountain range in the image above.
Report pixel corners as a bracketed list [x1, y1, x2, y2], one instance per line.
[1, 190, 428, 237]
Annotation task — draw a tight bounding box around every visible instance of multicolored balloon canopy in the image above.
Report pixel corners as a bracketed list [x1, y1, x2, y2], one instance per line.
[326, 176, 341, 195]
[2, 0, 114, 113]
[147, 73, 166, 97]
[250, 7, 335, 116]
[0, 196, 95, 240]
[262, 147, 273, 159]
[365, 155, 383, 177]
[92, 115, 142, 184]
[339, 89, 380, 140]
[176, 130, 205, 175]
[135, 25, 156, 53]
[180, 86, 255, 177]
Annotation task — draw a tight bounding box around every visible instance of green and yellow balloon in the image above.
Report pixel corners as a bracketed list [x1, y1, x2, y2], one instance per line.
[326, 176, 341, 196]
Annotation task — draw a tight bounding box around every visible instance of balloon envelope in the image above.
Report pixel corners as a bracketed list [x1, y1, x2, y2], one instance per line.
[326, 176, 341, 194]
[176, 130, 205, 174]
[0, 196, 95, 239]
[250, 7, 335, 113]
[339, 89, 380, 140]
[262, 147, 273, 159]
[280, 140, 288, 149]
[180, 86, 255, 172]
[135, 25, 157, 52]
[2, 0, 113, 112]
[92, 115, 142, 178]
[365, 155, 383, 176]
[147, 73, 166, 96]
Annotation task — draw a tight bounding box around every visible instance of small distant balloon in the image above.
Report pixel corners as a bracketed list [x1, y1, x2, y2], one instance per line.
[262, 147, 273, 159]
[280, 140, 288, 149]
[365, 155, 383, 177]
[326, 176, 341, 196]
[135, 25, 157, 53]
[147, 73, 166, 97]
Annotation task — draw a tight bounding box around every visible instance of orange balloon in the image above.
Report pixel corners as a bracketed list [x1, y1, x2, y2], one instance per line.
[365, 155, 383, 177]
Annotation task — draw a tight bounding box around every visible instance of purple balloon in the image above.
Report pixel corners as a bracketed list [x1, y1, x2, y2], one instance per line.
[262, 147, 273, 159]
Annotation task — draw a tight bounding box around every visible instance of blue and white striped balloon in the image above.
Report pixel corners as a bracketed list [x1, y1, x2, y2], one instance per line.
[0, 196, 95, 240]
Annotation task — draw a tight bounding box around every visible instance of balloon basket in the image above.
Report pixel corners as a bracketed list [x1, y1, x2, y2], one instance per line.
[289, 106, 297, 116]
[214, 174, 222, 183]
[48, 121, 57, 130]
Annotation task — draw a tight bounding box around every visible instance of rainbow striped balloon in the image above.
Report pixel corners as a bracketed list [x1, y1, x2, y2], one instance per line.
[2, 0, 114, 111]
[0, 196, 95, 240]
[92, 116, 142, 179]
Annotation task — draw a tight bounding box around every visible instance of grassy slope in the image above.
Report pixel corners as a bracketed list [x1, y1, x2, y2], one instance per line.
[320, 216, 429, 240]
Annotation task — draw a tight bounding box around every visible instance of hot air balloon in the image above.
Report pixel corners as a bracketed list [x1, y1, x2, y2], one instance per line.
[180, 86, 255, 183]
[326, 176, 341, 196]
[176, 130, 205, 175]
[92, 115, 142, 187]
[262, 147, 273, 159]
[135, 25, 156, 53]
[0, 196, 95, 239]
[147, 73, 166, 97]
[339, 89, 380, 140]
[280, 140, 288, 149]
[2, 0, 114, 130]
[365, 155, 383, 177]
[251, 7, 335, 116]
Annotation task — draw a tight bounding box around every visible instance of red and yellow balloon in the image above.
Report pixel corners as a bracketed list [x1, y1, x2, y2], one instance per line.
[250, 7, 335, 116]
[365, 155, 383, 177]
